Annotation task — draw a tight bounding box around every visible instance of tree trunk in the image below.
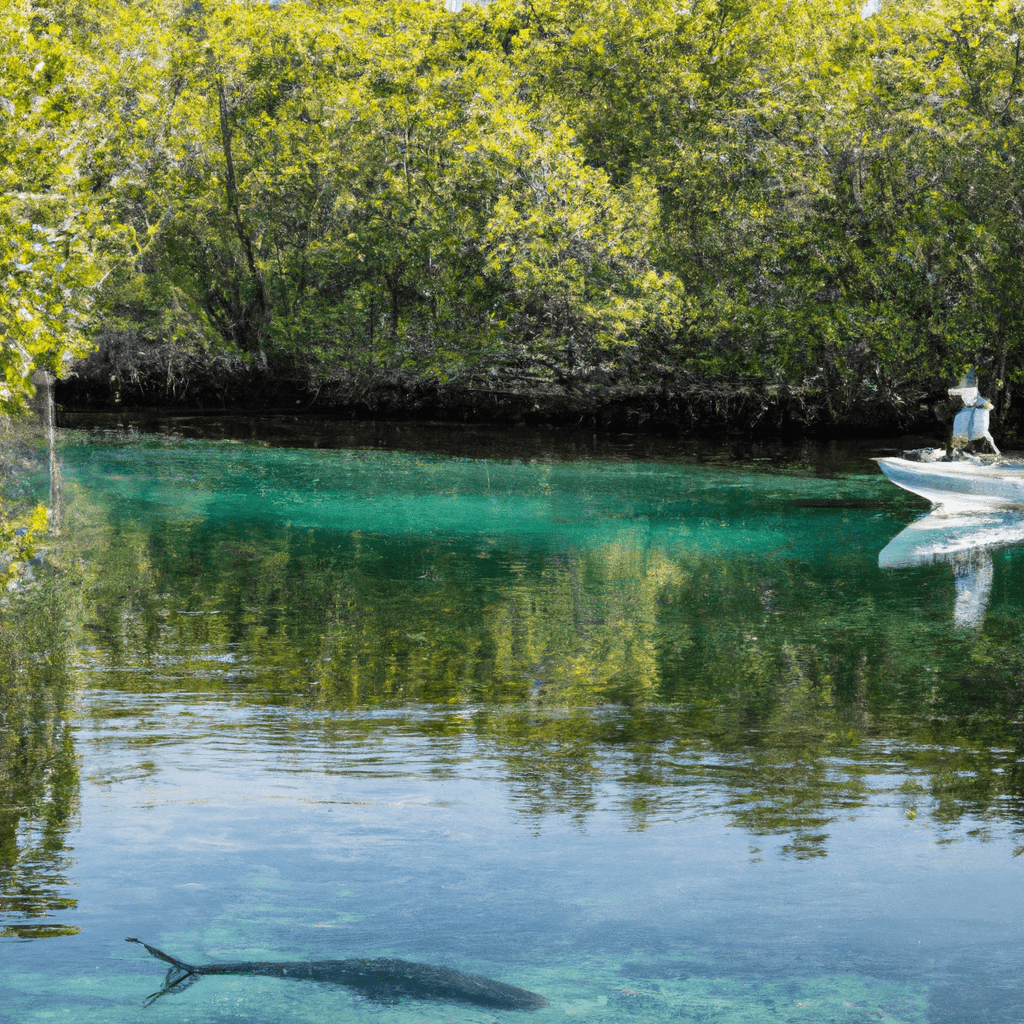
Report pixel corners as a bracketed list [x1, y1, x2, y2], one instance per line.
[217, 79, 269, 354]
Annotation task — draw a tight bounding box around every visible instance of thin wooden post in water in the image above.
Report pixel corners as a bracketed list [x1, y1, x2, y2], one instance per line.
[30, 369, 60, 533]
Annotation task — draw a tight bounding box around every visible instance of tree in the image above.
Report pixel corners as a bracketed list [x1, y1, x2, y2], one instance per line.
[484, 129, 687, 387]
[0, 7, 108, 415]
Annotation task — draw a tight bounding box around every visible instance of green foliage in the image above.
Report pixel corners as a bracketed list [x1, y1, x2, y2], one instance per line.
[485, 144, 687, 384]
[0, 6, 113, 415]
[13, 0, 1024, 423]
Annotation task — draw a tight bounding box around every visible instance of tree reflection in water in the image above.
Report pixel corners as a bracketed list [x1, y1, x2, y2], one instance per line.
[0, 565, 81, 937]
[55, 434, 1024, 861]
[9, 429, 1024, 946]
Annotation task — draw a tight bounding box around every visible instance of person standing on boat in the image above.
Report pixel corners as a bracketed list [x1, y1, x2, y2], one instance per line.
[949, 375, 1000, 456]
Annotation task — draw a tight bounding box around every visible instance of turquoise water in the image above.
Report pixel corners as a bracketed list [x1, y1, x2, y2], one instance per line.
[2, 423, 1024, 1022]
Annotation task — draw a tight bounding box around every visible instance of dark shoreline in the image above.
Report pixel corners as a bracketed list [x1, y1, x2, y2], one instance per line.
[53, 409, 952, 485]
[54, 372, 961, 443]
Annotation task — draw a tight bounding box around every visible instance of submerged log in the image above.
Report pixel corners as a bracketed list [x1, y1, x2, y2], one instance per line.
[127, 937, 548, 1010]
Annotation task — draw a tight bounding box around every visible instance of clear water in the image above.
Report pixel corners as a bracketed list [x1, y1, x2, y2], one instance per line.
[3, 422, 1024, 1023]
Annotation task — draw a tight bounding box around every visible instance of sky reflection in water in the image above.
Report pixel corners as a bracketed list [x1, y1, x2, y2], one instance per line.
[3, 424, 1024, 1023]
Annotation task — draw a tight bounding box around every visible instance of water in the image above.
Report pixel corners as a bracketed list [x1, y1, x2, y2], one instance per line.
[3, 421, 1024, 1023]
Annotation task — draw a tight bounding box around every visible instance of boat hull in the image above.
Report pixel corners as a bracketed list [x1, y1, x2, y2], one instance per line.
[875, 457, 1024, 507]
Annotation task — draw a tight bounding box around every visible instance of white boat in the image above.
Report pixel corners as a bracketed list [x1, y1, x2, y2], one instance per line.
[875, 456, 1024, 507]
[874, 376, 1024, 627]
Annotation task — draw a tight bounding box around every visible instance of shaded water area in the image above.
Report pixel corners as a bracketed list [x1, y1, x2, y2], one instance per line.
[3, 418, 1024, 1023]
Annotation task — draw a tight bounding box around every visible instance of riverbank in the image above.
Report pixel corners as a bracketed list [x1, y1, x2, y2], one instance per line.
[54, 368, 961, 441]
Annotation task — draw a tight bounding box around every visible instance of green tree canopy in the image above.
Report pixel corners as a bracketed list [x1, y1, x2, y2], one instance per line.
[12, 0, 1024, 431]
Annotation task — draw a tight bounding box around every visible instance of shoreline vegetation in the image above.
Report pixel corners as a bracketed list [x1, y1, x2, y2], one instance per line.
[56, 371, 951, 437]
[7, 0, 1024, 443]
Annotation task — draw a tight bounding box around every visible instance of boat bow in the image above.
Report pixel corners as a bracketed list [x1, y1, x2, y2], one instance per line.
[875, 457, 1024, 507]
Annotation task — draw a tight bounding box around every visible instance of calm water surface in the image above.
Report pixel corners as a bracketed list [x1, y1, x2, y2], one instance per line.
[2, 420, 1024, 1023]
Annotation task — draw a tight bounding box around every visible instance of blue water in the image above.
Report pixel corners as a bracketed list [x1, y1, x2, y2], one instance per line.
[2, 424, 1024, 1023]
